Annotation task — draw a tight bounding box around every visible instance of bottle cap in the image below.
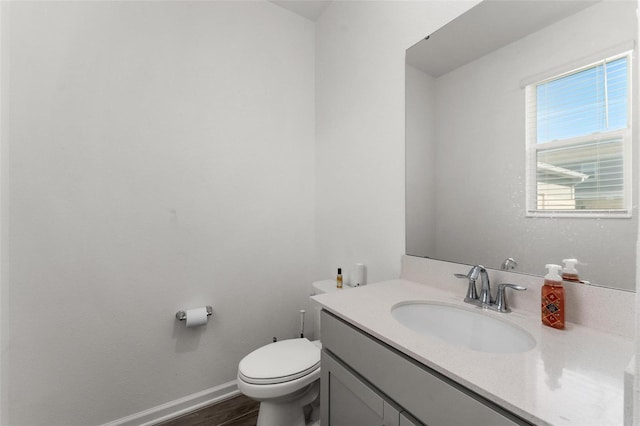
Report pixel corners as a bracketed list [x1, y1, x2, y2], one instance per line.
[562, 259, 579, 275]
[337, 268, 342, 274]
[545, 264, 562, 282]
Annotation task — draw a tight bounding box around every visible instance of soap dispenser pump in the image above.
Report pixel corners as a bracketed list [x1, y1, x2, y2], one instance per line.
[562, 258, 580, 282]
[541, 264, 565, 329]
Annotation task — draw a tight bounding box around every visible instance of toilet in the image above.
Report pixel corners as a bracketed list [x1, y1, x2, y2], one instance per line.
[237, 280, 340, 426]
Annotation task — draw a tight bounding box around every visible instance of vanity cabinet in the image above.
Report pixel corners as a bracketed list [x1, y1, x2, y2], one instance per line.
[322, 348, 421, 426]
[320, 310, 531, 426]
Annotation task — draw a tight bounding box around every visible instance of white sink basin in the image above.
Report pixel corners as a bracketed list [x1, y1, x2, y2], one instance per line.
[391, 302, 536, 354]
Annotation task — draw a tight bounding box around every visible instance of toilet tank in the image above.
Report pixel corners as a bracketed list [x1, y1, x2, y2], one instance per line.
[310, 280, 343, 340]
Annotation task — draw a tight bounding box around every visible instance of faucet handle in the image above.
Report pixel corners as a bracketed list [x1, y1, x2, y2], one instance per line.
[454, 267, 479, 303]
[494, 283, 526, 313]
[454, 265, 481, 280]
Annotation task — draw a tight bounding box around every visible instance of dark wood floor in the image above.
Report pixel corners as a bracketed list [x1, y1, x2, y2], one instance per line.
[156, 394, 259, 426]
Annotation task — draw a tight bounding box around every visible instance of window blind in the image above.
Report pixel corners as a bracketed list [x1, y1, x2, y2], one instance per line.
[536, 57, 628, 144]
[526, 53, 631, 216]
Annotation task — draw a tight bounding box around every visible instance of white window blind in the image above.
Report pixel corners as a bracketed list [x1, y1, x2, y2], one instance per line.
[525, 52, 632, 217]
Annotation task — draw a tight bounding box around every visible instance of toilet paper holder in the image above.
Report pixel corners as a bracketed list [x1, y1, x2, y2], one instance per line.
[175, 306, 213, 321]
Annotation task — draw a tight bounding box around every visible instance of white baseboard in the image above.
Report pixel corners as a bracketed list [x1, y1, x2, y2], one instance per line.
[101, 380, 239, 426]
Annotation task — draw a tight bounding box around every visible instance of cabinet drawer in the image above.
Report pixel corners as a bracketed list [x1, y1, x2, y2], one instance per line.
[321, 310, 530, 426]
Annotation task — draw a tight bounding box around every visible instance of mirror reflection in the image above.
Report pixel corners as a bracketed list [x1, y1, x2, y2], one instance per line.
[406, 0, 638, 291]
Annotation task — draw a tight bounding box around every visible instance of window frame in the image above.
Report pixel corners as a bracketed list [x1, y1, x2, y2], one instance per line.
[525, 51, 633, 219]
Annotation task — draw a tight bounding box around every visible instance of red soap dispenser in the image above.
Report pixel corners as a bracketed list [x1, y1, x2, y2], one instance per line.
[541, 264, 565, 329]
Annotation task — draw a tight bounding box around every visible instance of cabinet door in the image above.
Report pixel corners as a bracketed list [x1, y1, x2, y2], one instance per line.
[322, 349, 384, 426]
[322, 349, 401, 426]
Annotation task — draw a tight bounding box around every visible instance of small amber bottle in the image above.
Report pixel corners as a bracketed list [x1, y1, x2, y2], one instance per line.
[541, 264, 565, 329]
[336, 268, 343, 289]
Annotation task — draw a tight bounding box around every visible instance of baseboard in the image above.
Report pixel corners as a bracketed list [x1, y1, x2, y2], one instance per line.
[101, 380, 239, 426]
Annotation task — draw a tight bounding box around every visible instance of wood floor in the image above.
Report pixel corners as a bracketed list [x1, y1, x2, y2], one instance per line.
[156, 394, 259, 426]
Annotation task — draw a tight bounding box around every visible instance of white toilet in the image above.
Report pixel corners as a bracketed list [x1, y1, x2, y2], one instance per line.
[237, 280, 340, 426]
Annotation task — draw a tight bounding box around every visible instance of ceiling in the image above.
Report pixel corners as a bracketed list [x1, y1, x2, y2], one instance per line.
[270, 0, 332, 21]
[407, 0, 598, 77]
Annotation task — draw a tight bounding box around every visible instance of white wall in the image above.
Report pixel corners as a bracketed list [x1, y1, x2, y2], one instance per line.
[634, 3, 640, 424]
[0, 2, 5, 423]
[406, 64, 436, 256]
[314, 0, 478, 285]
[1, 1, 314, 424]
[433, 1, 638, 289]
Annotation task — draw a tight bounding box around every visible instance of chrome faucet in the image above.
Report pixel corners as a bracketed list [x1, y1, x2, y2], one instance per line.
[500, 257, 517, 271]
[454, 265, 526, 313]
[477, 266, 493, 307]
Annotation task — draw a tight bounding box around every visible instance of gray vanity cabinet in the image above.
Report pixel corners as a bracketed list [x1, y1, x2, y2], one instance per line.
[400, 413, 421, 426]
[320, 310, 530, 426]
[321, 348, 421, 426]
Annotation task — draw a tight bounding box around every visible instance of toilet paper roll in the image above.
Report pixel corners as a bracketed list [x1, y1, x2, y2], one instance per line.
[185, 307, 208, 327]
[352, 263, 366, 286]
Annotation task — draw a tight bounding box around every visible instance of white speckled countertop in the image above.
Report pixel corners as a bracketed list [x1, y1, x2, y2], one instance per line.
[312, 278, 634, 426]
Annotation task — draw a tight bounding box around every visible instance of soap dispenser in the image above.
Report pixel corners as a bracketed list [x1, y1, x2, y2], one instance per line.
[541, 264, 565, 329]
[561, 258, 580, 282]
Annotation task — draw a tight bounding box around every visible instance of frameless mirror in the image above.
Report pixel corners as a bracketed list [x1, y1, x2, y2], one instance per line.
[406, 0, 638, 291]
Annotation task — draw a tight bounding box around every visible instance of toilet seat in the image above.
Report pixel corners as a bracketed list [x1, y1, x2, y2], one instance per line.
[238, 338, 320, 385]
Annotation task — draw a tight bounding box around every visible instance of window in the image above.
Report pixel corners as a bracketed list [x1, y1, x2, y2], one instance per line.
[525, 52, 632, 217]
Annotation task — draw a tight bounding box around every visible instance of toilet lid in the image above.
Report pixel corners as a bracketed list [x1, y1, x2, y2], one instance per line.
[238, 338, 320, 385]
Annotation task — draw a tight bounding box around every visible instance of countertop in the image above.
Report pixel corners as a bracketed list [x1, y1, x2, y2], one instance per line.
[312, 279, 634, 426]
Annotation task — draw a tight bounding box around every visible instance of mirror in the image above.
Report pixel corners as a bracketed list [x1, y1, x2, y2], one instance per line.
[406, 0, 638, 291]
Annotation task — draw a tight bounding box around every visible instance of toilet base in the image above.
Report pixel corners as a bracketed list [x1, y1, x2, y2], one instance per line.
[255, 381, 319, 426]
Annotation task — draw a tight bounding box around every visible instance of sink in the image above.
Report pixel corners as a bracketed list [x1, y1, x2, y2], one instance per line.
[391, 302, 536, 354]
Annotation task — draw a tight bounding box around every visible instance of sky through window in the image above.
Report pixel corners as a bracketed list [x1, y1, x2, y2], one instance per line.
[536, 56, 628, 143]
